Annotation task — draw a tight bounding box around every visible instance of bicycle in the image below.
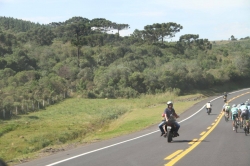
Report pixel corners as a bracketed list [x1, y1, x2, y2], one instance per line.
[233, 114, 239, 133]
[242, 116, 249, 136]
[224, 111, 229, 122]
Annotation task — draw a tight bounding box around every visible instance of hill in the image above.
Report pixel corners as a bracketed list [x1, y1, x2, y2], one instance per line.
[0, 16, 250, 119]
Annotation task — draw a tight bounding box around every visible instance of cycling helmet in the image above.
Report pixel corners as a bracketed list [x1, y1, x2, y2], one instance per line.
[167, 101, 173, 105]
[232, 104, 236, 107]
[241, 102, 245, 105]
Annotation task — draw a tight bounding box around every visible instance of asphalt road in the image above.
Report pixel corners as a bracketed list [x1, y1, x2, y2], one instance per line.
[17, 88, 250, 166]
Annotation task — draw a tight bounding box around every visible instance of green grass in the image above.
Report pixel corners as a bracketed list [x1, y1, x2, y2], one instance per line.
[0, 91, 204, 165]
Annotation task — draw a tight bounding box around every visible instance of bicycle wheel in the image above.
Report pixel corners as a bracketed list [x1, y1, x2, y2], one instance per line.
[235, 120, 238, 133]
[225, 113, 229, 122]
[239, 121, 242, 129]
[243, 120, 247, 136]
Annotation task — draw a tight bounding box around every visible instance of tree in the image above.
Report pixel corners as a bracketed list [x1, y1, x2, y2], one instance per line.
[177, 34, 212, 53]
[144, 22, 183, 44]
[90, 18, 113, 33]
[230, 35, 237, 41]
[27, 27, 55, 46]
[67, 22, 91, 67]
[111, 23, 130, 39]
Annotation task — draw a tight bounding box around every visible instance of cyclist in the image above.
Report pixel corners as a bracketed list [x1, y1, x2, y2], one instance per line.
[223, 103, 230, 118]
[239, 103, 249, 130]
[231, 104, 239, 131]
[223, 92, 228, 102]
[223, 92, 227, 98]
[237, 104, 242, 117]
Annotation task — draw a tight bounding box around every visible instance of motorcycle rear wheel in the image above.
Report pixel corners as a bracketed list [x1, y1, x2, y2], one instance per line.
[167, 131, 172, 143]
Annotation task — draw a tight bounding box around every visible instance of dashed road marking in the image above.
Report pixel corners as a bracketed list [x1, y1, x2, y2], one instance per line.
[164, 150, 183, 160]
[200, 131, 206, 136]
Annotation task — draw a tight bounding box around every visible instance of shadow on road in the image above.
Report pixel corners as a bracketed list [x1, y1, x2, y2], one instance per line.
[171, 140, 209, 143]
[208, 113, 218, 115]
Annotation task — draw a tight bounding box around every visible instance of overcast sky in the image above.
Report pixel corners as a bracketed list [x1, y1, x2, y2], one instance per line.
[0, 0, 249, 41]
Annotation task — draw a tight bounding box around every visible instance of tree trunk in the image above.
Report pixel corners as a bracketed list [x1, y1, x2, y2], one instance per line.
[3, 109, 5, 119]
[32, 101, 34, 111]
[16, 107, 18, 115]
[77, 46, 80, 67]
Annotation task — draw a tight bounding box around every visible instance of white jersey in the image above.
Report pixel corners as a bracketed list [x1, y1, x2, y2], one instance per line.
[240, 105, 248, 113]
[206, 103, 211, 108]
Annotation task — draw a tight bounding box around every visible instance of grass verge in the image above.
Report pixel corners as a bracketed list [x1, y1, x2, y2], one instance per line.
[0, 91, 204, 165]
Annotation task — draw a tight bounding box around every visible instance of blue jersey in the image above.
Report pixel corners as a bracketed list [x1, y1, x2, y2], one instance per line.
[231, 107, 238, 115]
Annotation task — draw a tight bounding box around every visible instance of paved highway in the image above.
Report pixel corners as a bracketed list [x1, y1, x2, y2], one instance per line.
[17, 88, 250, 166]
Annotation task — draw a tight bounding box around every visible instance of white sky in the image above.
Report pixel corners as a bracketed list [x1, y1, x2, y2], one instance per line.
[0, 0, 249, 41]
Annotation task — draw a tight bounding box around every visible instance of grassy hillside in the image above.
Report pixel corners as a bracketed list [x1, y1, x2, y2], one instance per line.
[0, 91, 203, 165]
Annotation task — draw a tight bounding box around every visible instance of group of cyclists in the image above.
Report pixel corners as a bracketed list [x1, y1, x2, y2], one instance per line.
[221, 101, 250, 132]
[206, 92, 250, 132]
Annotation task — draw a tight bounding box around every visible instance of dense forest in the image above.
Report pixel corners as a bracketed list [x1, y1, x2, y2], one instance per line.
[0, 16, 250, 119]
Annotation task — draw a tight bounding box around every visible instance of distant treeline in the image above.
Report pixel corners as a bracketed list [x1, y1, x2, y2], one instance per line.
[0, 16, 250, 119]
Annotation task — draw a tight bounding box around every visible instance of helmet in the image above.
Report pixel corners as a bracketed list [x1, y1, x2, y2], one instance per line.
[167, 101, 173, 105]
[208, 101, 211, 103]
[241, 103, 244, 105]
[232, 104, 236, 107]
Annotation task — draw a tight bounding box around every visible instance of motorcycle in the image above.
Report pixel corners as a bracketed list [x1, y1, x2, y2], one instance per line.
[207, 108, 212, 115]
[164, 115, 179, 143]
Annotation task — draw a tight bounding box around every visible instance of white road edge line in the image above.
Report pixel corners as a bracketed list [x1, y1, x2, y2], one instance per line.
[46, 88, 250, 166]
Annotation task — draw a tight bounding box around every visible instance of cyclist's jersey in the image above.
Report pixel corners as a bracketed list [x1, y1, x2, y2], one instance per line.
[240, 105, 248, 113]
[247, 106, 250, 113]
[225, 106, 230, 111]
[231, 107, 238, 115]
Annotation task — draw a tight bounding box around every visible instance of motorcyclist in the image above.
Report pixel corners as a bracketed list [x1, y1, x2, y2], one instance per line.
[206, 101, 212, 113]
[158, 101, 180, 137]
